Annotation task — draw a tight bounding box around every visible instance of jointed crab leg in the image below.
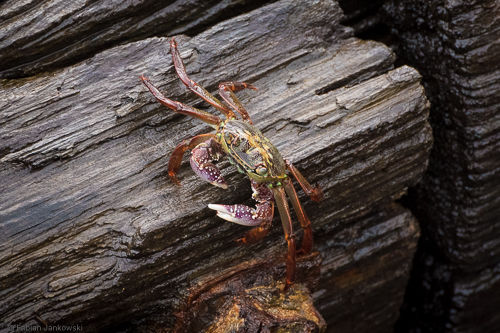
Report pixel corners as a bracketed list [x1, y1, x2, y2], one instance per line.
[284, 180, 313, 254]
[218, 82, 257, 124]
[140, 76, 220, 126]
[272, 186, 296, 290]
[285, 160, 324, 202]
[170, 38, 237, 120]
[167, 133, 216, 185]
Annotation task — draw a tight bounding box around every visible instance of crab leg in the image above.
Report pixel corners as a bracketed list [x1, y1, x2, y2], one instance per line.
[285, 160, 324, 202]
[170, 38, 237, 119]
[208, 180, 274, 226]
[141, 76, 220, 126]
[218, 82, 257, 124]
[272, 185, 296, 291]
[167, 133, 216, 185]
[190, 138, 228, 189]
[284, 180, 313, 254]
[237, 218, 273, 244]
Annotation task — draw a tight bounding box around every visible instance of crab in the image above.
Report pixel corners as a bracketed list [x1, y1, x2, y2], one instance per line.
[140, 38, 323, 290]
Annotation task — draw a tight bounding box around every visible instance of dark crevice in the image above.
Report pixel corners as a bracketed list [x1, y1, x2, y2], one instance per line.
[395, 189, 454, 332]
[181, 0, 279, 37]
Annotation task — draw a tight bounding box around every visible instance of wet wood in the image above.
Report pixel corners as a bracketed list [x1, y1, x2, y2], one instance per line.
[139, 203, 419, 332]
[0, 0, 431, 331]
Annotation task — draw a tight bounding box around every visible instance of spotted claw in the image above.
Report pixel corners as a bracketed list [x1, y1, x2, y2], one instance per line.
[190, 159, 228, 189]
[208, 204, 268, 226]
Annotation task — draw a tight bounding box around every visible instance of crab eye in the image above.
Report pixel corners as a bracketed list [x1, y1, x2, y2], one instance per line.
[255, 166, 268, 176]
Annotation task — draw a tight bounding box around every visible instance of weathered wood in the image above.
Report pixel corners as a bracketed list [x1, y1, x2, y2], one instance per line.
[0, 0, 431, 331]
[382, 0, 500, 331]
[0, 0, 275, 79]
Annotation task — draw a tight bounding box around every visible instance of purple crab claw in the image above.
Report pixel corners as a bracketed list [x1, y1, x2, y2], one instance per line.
[208, 203, 272, 226]
[190, 159, 228, 189]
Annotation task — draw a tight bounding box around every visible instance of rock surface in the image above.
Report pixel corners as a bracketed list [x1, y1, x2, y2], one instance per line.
[0, 0, 432, 331]
[0, 0, 275, 78]
[381, 0, 500, 331]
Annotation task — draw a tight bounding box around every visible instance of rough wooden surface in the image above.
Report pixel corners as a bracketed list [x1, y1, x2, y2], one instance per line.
[380, 0, 500, 331]
[0, 0, 432, 331]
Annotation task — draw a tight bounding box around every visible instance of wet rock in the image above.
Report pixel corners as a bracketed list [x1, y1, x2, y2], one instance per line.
[0, 0, 275, 79]
[0, 0, 431, 331]
[382, 0, 500, 331]
[315, 203, 420, 332]
[173, 253, 325, 333]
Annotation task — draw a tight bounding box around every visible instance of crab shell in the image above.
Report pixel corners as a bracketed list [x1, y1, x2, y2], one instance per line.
[216, 119, 287, 184]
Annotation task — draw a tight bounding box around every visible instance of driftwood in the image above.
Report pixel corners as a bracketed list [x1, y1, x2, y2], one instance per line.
[381, 0, 500, 332]
[0, 0, 432, 331]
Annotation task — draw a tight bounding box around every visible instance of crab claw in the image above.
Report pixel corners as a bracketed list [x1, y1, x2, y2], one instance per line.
[208, 204, 268, 226]
[190, 159, 228, 189]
